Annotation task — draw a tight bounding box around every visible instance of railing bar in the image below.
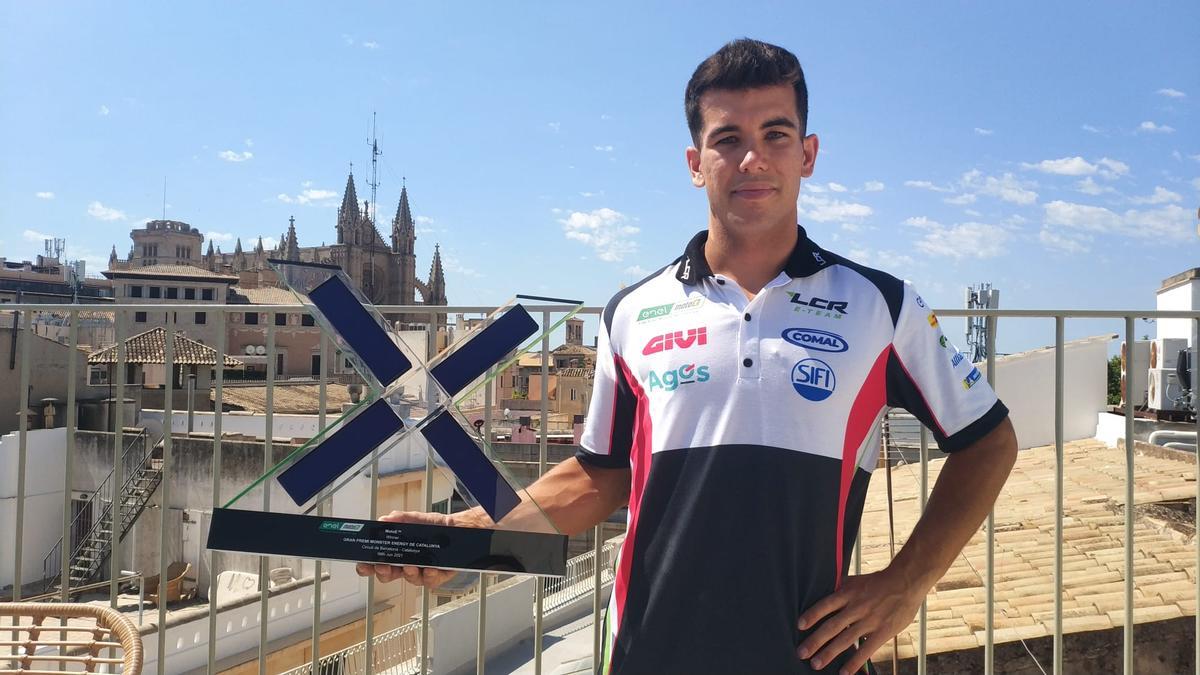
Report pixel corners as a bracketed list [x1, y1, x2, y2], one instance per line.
[420, 313, 436, 675]
[365, 448, 379, 675]
[533, 310, 551, 675]
[312, 330, 328, 675]
[1054, 316, 1064, 673]
[158, 310, 176, 675]
[208, 309, 226, 675]
[111, 309, 126, 609]
[984, 315, 997, 675]
[13, 310, 31, 602]
[1193, 317, 1199, 675]
[592, 523, 603, 668]
[479, 321, 494, 675]
[1123, 315, 1135, 675]
[259, 319, 275, 675]
[918, 425, 928, 675]
[60, 313, 78, 601]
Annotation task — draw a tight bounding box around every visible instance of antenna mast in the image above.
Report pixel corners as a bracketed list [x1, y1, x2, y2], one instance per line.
[366, 112, 382, 300]
[965, 282, 999, 363]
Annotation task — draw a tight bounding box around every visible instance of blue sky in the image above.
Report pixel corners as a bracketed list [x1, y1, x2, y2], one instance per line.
[2, 2, 1197, 353]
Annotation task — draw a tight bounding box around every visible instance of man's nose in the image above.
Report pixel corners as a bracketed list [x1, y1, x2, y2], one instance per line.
[739, 147, 768, 173]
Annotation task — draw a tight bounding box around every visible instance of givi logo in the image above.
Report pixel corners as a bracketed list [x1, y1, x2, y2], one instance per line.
[643, 327, 708, 355]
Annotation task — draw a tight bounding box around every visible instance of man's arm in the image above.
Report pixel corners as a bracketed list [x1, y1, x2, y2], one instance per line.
[356, 456, 630, 586]
[796, 416, 1018, 674]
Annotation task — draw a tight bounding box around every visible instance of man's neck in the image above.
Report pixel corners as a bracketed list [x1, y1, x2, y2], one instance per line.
[703, 218, 798, 299]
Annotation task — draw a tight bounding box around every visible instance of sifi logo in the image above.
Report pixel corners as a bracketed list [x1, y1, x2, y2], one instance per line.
[643, 327, 707, 355]
[951, 352, 964, 367]
[962, 367, 982, 390]
[786, 292, 849, 318]
[781, 327, 848, 353]
[791, 358, 837, 401]
[647, 363, 710, 392]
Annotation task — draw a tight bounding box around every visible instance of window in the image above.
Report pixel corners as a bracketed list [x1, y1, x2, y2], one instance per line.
[201, 288, 214, 301]
[274, 313, 287, 326]
[134, 311, 147, 323]
[310, 354, 321, 377]
[244, 312, 259, 325]
[87, 365, 109, 386]
[148, 286, 161, 299]
[165, 287, 178, 299]
[184, 288, 195, 300]
[125, 363, 138, 385]
[195, 312, 207, 324]
[275, 353, 285, 375]
[128, 285, 143, 298]
[301, 314, 315, 327]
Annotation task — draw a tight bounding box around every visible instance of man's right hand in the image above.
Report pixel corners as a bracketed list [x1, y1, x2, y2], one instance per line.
[353, 509, 486, 589]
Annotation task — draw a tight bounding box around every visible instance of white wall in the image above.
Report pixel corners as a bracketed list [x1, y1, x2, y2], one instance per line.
[988, 335, 1112, 450]
[433, 576, 536, 675]
[1156, 279, 1198, 345]
[0, 427, 67, 590]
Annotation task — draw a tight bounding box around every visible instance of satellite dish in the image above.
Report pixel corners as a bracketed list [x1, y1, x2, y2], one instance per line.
[244, 345, 256, 355]
[255, 345, 267, 356]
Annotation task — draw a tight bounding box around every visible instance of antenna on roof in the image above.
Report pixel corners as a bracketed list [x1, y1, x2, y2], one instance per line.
[162, 176, 167, 221]
[965, 282, 999, 362]
[365, 112, 382, 300]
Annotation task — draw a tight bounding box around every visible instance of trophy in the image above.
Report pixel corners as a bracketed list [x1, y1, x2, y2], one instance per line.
[205, 259, 576, 576]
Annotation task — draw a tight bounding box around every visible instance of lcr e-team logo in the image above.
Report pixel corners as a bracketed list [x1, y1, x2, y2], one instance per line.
[786, 292, 849, 319]
[643, 327, 707, 355]
[791, 358, 837, 401]
[647, 363, 711, 392]
[781, 328, 848, 353]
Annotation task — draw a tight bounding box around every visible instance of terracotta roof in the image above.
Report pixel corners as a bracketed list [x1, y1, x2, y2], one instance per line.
[556, 367, 591, 378]
[212, 382, 354, 414]
[553, 344, 596, 355]
[103, 264, 239, 281]
[231, 286, 301, 305]
[88, 327, 243, 366]
[862, 439, 1198, 662]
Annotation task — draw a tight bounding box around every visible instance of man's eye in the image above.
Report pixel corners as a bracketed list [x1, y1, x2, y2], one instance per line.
[715, 136, 737, 145]
[766, 131, 787, 140]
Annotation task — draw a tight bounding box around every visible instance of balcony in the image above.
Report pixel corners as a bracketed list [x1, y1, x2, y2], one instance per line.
[1, 302, 1198, 674]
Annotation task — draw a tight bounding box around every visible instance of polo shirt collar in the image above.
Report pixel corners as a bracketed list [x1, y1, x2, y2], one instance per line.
[675, 225, 829, 285]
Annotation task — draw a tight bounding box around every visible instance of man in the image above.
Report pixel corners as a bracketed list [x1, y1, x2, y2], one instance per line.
[359, 39, 1017, 675]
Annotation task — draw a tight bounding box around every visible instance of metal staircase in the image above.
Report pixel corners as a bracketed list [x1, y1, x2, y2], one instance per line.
[42, 428, 164, 593]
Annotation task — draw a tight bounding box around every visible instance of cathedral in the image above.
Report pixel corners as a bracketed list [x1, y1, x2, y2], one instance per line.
[109, 171, 448, 312]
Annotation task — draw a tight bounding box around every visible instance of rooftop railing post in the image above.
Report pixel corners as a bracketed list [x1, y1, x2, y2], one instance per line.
[1123, 315, 1135, 675]
[207, 309, 226, 675]
[311, 331, 329, 675]
[918, 425, 929, 675]
[60, 312, 78, 601]
[110, 309, 126, 609]
[592, 522, 604, 666]
[13, 309, 32, 601]
[1193, 317, 1199, 675]
[1054, 316, 1065, 674]
[984, 315, 997, 675]
[534, 309, 551, 675]
[479, 312, 493, 675]
[158, 310, 176, 675]
[420, 313, 436, 675]
[259, 319, 276, 675]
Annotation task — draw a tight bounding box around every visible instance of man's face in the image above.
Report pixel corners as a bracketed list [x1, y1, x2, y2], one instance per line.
[686, 84, 819, 234]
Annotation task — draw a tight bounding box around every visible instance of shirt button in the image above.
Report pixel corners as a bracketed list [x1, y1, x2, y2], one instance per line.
[744, 313, 751, 321]
[743, 358, 753, 367]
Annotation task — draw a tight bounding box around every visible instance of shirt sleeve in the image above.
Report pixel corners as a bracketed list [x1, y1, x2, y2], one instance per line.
[886, 282, 1009, 452]
[576, 316, 636, 469]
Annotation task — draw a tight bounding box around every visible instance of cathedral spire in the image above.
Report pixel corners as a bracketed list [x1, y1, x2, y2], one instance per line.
[428, 243, 447, 305]
[108, 245, 118, 269]
[337, 170, 360, 244]
[204, 239, 215, 271]
[284, 216, 300, 261]
[254, 236, 265, 255]
[391, 183, 415, 254]
[233, 238, 243, 255]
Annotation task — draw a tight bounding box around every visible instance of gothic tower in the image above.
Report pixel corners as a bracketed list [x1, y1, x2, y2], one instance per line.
[391, 184, 417, 304]
[336, 171, 360, 245]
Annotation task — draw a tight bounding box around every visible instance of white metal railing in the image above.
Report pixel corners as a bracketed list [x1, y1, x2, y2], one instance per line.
[2, 302, 1199, 675]
[541, 534, 623, 615]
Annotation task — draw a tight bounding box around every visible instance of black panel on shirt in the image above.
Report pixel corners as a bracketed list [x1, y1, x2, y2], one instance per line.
[885, 350, 1010, 453]
[603, 261, 674, 334]
[575, 353, 638, 470]
[824, 251, 905, 328]
[676, 225, 831, 286]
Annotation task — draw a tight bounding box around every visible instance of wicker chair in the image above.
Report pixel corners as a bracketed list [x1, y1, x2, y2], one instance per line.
[0, 601, 143, 674]
[142, 562, 195, 606]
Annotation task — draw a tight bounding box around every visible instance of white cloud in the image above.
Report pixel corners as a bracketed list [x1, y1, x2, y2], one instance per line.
[1076, 177, 1115, 196]
[342, 34, 355, 46]
[1191, 154, 1200, 163]
[903, 180, 953, 193]
[839, 222, 863, 233]
[847, 248, 915, 271]
[804, 183, 827, 193]
[1096, 157, 1130, 179]
[862, 180, 885, 192]
[218, 150, 254, 162]
[1043, 199, 1193, 240]
[961, 169, 1038, 205]
[1156, 88, 1186, 99]
[1022, 156, 1097, 176]
[277, 187, 337, 206]
[442, 254, 482, 278]
[98, 105, 109, 116]
[548, 122, 561, 133]
[23, 229, 53, 242]
[415, 215, 435, 226]
[797, 194, 873, 222]
[826, 182, 848, 193]
[244, 138, 254, 147]
[579, 191, 604, 198]
[559, 207, 639, 262]
[1129, 186, 1182, 205]
[600, 114, 613, 121]
[1192, 177, 1200, 192]
[974, 127, 994, 136]
[1138, 121, 1175, 134]
[87, 201, 126, 221]
[1038, 228, 1092, 254]
[362, 41, 379, 49]
[903, 216, 940, 229]
[593, 145, 614, 152]
[943, 193, 977, 205]
[205, 231, 234, 243]
[623, 264, 650, 278]
[261, 237, 278, 250]
[914, 221, 1011, 259]
[1081, 124, 1101, 134]
[35, 191, 54, 200]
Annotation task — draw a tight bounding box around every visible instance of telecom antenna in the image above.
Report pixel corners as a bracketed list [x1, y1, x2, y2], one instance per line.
[366, 112, 382, 300]
[965, 283, 999, 363]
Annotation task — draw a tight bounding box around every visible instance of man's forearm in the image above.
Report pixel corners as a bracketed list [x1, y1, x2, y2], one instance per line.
[889, 417, 1018, 590]
[456, 456, 631, 536]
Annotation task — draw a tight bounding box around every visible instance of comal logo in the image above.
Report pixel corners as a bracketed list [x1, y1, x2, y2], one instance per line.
[647, 363, 710, 392]
[643, 327, 707, 355]
[791, 358, 836, 401]
[786, 292, 849, 318]
[781, 328, 848, 353]
[962, 367, 982, 390]
[637, 303, 673, 322]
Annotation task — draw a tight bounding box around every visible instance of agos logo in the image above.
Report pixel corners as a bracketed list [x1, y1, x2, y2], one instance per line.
[647, 363, 710, 392]
[791, 358, 836, 401]
[643, 327, 707, 355]
[781, 328, 848, 353]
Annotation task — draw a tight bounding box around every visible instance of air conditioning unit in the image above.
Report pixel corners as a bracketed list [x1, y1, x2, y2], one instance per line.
[1120, 340, 1150, 407]
[1150, 338, 1188, 370]
[1148, 367, 1183, 411]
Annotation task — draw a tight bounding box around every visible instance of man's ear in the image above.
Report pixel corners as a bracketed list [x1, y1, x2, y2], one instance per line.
[801, 134, 820, 178]
[686, 146, 704, 187]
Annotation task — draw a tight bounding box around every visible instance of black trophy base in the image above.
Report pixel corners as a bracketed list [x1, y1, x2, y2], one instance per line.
[207, 508, 568, 577]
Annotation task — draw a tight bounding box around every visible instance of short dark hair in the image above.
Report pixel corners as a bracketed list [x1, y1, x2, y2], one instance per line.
[685, 38, 809, 145]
